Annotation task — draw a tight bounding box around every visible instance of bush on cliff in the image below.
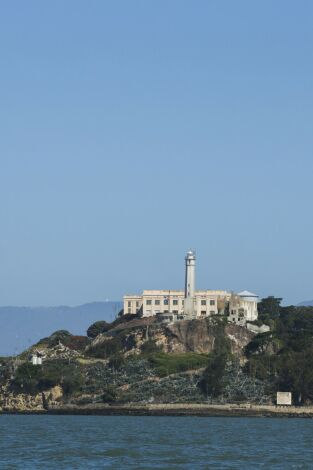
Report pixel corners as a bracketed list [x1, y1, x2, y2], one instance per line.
[48, 330, 72, 347]
[140, 340, 162, 354]
[87, 321, 110, 339]
[87, 336, 123, 359]
[102, 385, 118, 403]
[12, 360, 84, 396]
[199, 351, 228, 397]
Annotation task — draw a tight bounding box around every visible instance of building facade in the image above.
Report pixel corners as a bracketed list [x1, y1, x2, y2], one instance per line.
[124, 289, 231, 318]
[123, 251, 258, 325]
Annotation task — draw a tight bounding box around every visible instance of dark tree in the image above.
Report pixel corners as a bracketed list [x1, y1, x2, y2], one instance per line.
[87, 321, 110, 339]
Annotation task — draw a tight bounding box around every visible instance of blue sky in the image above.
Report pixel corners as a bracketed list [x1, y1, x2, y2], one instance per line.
[1, 1, 313, 306]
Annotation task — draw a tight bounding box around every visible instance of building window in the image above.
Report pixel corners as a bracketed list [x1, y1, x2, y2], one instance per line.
[173, 300, 178, 305]
[164, 299, 169, 305]
[201, 300, 206, 306]
[155, 300, 160, 305]
[210, 310, 215, 315]
[136, 301, 139, 307]
[210, 300, 215, 306]
[128, 301, 131, 307]
[201, 310, 206, 315]
[146, 300, 152, 305]
[173, 310, 178, 314]
[128, 309, 131, 314]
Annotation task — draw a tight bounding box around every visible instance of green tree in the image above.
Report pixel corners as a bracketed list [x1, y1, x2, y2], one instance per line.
[258, 296, 282, 324]
[87, 321, 110, 339]
[199, 352, 228, 397]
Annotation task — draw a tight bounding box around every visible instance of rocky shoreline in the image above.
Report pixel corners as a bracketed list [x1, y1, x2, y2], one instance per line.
[2, 403, 313, 418]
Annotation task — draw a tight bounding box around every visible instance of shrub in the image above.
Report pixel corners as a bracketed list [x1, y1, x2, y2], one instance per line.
[87, 321, 110, 339]
[87, 336, 123, 359]
[102, 386, 118, 403]
[66, 336, 90, 351]
[141, 340, 162, 354]
[48, 330, 72, 347]
[108, 353, 125, 370]
[11, 360, 84, 396]
[11, 363, 43, 394]
[62, 373, 84, 396]
[199, 352, 228, 397]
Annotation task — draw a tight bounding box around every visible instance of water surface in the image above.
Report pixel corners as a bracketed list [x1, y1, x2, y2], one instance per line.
[0, 415, 312, 469]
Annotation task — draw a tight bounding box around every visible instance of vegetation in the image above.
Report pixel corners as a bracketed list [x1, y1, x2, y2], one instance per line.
[11, 360, 84, 396]
[87, 321, 110, 339]
[102, 385, 118, 403]
[140, 339, 162, 354]
[244, 297, 313, 404]
[146, 352, 209, 377]
[199, 319, 231, 397]
[87, 335, 124, 359]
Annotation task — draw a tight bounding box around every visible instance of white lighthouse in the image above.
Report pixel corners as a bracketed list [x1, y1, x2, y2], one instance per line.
[184, 250, 196, 317]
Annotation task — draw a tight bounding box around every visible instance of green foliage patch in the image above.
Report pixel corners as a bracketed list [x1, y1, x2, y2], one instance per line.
[244, 297, 313, 404]
[146, 352, 209, 377]
[12, 360, 84, 396]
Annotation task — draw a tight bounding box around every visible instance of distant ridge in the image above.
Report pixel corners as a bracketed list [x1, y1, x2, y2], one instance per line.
[298, 300, 313, 307]
[0, 301, 122, 357]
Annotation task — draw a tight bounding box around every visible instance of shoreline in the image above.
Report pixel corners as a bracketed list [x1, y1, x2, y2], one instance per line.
[2, 403, 313, 418]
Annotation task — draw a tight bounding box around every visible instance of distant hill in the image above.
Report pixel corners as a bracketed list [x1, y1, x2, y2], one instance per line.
[298, 300, 313, 306]
[0, 301, 122, 357]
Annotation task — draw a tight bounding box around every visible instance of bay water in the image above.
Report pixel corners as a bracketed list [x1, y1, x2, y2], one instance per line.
[0, 415, 312, 469]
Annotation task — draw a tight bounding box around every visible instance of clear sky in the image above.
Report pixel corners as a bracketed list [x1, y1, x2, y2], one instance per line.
[1, 1, 313, 306]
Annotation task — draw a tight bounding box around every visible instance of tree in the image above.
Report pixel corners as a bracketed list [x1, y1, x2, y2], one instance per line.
[199, 352, 228, 397]
[245, 332, 273, 357]
[258, 296, 282, 324]
[87, 321, 110, 339]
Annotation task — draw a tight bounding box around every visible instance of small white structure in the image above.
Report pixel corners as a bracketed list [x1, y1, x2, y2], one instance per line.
[30, 351, 44, 366]
[277, 392, 292, 406]
[229, 291, 259, 325]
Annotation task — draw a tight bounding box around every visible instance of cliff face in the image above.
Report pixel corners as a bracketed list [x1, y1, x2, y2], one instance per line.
[91, 317, 254, 357]
[156, 320, 253, 355]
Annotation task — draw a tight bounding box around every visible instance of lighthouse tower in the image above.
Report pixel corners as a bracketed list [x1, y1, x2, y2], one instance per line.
[184, 250, 196, 317]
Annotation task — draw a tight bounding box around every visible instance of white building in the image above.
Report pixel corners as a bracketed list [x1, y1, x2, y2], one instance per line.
[123, 251, 258, 325]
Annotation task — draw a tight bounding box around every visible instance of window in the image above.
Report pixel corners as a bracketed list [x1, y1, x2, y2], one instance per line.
[210, 300, 215, 306]
[164, 299, 169, 305]
[155, 300, 160, 305]
[201, 310, 206, 315]
[146, 300, 152, 305]
[173, 300, 178, 305]
[128, 309, 131, 314]
[173, 310, 178, 314]
[128, 301, 131, 307]
[201, 300, 206, 306]
[136, 301, 139, 307]
[210, 310, 215, 315]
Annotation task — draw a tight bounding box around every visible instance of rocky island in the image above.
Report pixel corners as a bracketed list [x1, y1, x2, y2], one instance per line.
[1, 297, 313, 417]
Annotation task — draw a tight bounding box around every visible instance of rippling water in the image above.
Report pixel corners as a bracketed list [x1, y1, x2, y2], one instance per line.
[0, 415, 312, 468]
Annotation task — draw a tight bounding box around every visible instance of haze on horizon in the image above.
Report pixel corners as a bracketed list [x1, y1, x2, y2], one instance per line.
[1, 1, 313, 308]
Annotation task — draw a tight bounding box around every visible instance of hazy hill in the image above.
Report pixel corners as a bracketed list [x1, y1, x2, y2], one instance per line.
[0, 301, 122, 356]
[298, 300, 313, 306]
